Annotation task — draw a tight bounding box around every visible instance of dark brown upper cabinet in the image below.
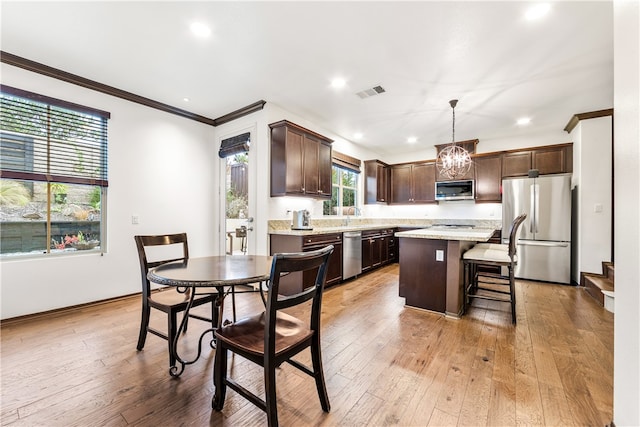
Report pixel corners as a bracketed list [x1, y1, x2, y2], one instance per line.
[533, 144, 573, 175]
[473, 153, 502, 202]
[502, 143, 572, 177]
[435, 163, 475, 182]
[502, 150, 532, 177]
[390, 161, 436, 204]
[364, 160, 390, 204]
[270, 120, 333, 198]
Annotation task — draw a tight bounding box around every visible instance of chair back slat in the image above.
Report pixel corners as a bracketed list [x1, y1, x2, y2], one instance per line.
[264, 245, 334, 350]
[134, 233, 189, 298]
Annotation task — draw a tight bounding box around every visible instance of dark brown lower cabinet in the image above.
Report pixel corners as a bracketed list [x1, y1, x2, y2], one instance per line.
[270, 233, 342, 295]
[399, 238, 447, 312]
[361, 229, 395, 272]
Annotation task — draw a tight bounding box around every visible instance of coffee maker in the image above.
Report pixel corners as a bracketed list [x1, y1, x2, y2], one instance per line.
[291, 210, 312, 230]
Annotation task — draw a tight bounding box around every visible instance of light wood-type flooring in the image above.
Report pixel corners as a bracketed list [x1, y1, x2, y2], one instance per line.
[1, 264, 613, 426]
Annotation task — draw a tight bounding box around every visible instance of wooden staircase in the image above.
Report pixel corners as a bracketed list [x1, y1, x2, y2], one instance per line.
[581, 262, 614, 306]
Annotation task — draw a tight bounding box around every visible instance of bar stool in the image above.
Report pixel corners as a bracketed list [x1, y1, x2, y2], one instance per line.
[462, 214, 526, 323]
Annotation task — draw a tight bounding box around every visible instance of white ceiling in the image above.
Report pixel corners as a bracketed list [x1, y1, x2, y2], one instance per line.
[1, 1, 613, 156]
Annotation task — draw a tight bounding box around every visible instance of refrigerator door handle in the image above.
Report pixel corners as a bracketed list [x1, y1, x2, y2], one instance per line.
[533, 183, 540, 234]
[517, 240, 570, 248]
[529, 184, 535, 233]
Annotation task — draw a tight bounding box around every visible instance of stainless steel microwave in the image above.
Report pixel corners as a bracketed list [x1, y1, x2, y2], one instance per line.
[435, 179, 475, 201]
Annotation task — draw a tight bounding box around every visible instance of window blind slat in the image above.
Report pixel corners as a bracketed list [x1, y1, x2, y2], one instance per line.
[0, 90, 109, 187]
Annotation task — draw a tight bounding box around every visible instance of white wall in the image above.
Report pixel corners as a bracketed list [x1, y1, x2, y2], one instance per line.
[0, 64, 219, 319]
[570, 116, 613, 280]
[613, 0, 640, 424]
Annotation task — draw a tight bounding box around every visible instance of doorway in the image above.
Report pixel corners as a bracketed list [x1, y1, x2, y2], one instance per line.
[219, 128, 256, 256]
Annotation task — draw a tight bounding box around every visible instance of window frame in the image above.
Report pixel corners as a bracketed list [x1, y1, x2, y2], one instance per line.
[0, 85, 109, 257]
[323, 164, 360, 216]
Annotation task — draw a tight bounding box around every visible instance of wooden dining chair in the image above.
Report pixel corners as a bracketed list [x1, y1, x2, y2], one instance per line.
[212, 245, 335, 427]
[462, 214, 527, 323]
[134, 233, 216, 368]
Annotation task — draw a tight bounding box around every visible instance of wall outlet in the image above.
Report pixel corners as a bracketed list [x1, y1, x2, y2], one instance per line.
[132, 215, 139, 225]
[594, 203, 603, 213]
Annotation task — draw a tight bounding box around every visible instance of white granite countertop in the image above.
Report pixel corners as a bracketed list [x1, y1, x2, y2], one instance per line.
[394, 227, 497, 242]
[268, 224, 407, 236]
[268, 218, 501, 237]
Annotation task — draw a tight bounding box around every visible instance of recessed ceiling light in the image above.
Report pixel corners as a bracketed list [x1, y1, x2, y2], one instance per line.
[407, 137, 418, 144]
[517, 117, 531, 125]
[183, 97, 190, 102]
[525, 3, 550, 21]
[331, 78, 346, 89]
[353, 132, 363, 140]
[190, 22, 211, 38]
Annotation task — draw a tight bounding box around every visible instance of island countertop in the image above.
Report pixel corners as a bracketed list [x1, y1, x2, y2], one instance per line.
[394, 227, 497, 242]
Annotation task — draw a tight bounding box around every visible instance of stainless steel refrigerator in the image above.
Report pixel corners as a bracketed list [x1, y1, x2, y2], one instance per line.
[502, 173, 572, 284]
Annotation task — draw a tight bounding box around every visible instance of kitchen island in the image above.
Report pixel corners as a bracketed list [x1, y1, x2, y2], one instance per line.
[395, 227, 497, 317]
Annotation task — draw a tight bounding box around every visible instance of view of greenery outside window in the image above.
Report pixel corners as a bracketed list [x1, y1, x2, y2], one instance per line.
[323, 165, 358, 215]
[0, 86, 109, 256]
[225, 153, 248, 219]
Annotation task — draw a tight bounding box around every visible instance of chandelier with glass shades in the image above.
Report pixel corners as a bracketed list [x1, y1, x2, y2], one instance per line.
[436, 99, 473, 179]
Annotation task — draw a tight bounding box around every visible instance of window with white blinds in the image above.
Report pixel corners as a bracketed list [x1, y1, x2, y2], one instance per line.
[0, 85, 110, 256]
[0, 85, 109, 186]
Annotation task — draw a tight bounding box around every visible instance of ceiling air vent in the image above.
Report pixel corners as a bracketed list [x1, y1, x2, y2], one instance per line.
[356, 85, 386, 99]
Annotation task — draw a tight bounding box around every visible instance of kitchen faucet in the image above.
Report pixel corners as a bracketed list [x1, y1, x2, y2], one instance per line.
[344, 206, 361, 226]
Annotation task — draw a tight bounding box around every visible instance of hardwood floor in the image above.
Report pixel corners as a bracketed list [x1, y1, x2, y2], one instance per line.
[1, 264, 613, 426]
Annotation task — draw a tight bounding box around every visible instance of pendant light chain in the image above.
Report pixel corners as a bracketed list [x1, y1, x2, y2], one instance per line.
[450, 98, 458, 145]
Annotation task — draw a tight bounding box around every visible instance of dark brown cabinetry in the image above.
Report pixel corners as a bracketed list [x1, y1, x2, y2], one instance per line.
[474, 153, 502, 202]
[361, 229, 395, 272]
[269, 120, 333, 198]
[533, 144, 573, 175]
[399, 238, 448, 313]
[502, 150, 532, 177]
[269, 233, 342, 295]
[502, 144, 572, 177]
[364, 160, 390, 204]
[367, 143, 571, 205]
[436, 165, 474, 182]
[390, 162, 436, 204]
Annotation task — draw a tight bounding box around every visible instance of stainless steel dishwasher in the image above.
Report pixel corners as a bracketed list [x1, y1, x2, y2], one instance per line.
[342, 231, 362, 280]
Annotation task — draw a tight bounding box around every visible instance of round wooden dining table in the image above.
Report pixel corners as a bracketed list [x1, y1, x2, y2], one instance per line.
[148, 255, 273, 376]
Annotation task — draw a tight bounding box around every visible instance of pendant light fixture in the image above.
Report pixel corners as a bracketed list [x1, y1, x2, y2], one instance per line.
[436, 99, 472, 180]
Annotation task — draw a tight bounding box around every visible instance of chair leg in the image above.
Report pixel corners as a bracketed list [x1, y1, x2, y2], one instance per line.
[137, 304, 150, 351]
[509, 265, 517, 324]
[212, 344, 228, 410]
[463, 262, 469, 313]
[311, 333, 331, 412]
[264, 358, 278, 427]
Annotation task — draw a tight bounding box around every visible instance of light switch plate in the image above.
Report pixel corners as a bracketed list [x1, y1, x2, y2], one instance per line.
[436, 250, 444, 261]
[132, 215, 139, 225]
